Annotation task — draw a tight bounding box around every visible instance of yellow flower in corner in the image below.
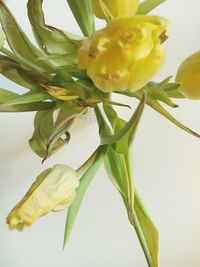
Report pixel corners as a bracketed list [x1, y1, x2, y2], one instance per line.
[176, 50, 200, 100]
[78, 16, 168, 93]
[92, 0, 139, 20]
[7, 164, 79, 231]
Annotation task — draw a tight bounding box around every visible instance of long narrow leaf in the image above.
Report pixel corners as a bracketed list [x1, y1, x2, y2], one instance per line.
[132, 191, 159, 267]
[0, 88, 54, 112]
[0, 0, 52, 71]
[147, 96, 200, 138]
[66, 0, 95, 36]
[63, 146, 106, 248]
[0, 55, 40, 90]
[1, 91, 49, 107]
[27, 0, 79, 63]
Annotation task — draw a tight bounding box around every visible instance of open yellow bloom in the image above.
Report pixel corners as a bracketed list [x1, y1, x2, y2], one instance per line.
[92, 0, 139, 20]
[7, 164, 79, 231]
[176, 50, 200, 100]
[78, 16, 168, 92]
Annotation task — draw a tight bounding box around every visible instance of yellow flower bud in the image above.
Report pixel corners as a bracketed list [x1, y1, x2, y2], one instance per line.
[176, 51, 200, 100]
[92, 0, 139, 20]
[7, 164, 79, 231]
[78, 16, 168, 93]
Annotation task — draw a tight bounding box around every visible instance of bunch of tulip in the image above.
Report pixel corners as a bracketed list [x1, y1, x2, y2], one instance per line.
[0, 1, 199, 267]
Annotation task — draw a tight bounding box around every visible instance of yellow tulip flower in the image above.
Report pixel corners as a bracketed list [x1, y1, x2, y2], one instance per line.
[92, 0, 139, 20]
[176, 50, 200, 100]
[7, 164, 79, 231]
[78, 15, 168, 93]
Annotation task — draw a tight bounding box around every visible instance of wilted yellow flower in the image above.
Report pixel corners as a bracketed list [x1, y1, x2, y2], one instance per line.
[92, 0, 139, 20]
[7, 164, 79, 231]
[78, 16, 168, 93]
[176, 50, 200, 100]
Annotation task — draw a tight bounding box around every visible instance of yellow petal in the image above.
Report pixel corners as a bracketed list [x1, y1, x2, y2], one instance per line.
[78, 15, 169, 93]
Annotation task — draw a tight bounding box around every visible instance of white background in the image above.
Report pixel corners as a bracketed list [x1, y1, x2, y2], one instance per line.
[0, 0, 200, 267]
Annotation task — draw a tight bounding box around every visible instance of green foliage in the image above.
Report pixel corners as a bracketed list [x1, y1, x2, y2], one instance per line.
[66, 0, 95, 36]
[27, 0, 80, 65]
[29, 102, 87, 160]
[137, 0, 166, 14]
[103, 105, 159, 267]
[63, 146, 106, 247]
[0, 88, 54, 112]
[0, 0, 51, 72]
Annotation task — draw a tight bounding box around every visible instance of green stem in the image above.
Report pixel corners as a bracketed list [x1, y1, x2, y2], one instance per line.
[76, 147, 101, 177]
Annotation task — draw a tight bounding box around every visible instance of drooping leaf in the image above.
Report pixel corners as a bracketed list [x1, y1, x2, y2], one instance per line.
[29, 107, 66, 158]
[66, 0, 95, 36]
[63, 146, 106, 248]
[137, 0, 166, 15]
[27, 0, 79, 65]
[44, 102, 87, 161]
[0, 0, 52, 72]
[0, 55, 40, 90]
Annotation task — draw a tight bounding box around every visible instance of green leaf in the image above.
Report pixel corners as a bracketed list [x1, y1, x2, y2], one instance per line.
[146, 95, 200, 138]
[146, 78, 179, 108]
[66, 0, 95, 36]
[123, 90, 200, 139]
[0, 0, 52, 72]
[0, 88, 54, 112]
[164, 84, 185, 99]
[137, 0, 166, 14]
[0, 91, 49, 107]
[0, 25, 5, 48]
[104, 146, 126, 196]
[0, 55, 40, 90]
[29, 107, 66, 158]
[44, 102, 87, 161]
[104, 147, 158, 267]
[27, 0, 79, 65]
[132, 191, 159, 267]
[63, 146, 106, 248]
[0, 88, 18, 103]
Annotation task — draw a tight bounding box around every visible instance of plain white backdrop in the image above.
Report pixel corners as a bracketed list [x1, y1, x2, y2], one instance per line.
[0, 1, 200, 267]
